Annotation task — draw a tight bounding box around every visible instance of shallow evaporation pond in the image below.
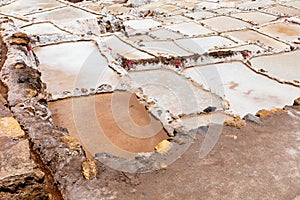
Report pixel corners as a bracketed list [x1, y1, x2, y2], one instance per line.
[165, 21, 214, 37]
[183, 62, 300, 117]
[49, 91, 169, 158]
[34, 41, 120, 99]
[175, 35, 237, 54]
[201, 16, 251, 32]
[21, 22, 69, 35]
[28, 6, 99, 34]
[250, 51, 300, 86]
[258, 22, 300, 42]
[129, 69, 224, 116]
[231, 11, 277, 25]
[0, 0, 63, 15]
[103, 35, 154, 60]
[28, 6, 96, 22]
[226, 29, 289, 51]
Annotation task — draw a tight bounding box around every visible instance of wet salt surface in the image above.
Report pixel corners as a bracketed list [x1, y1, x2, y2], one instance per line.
[183, 62, 300, 116]
[0, 0, 63, 15]
[165, 21, 214, 37]
[148, 28, 183, 40]
[201, 16, 251, 32]
[266, 4, 300, 16]
[226, 29, 290, 51]
[231, 11, 277, 25]
[34, 41, 120, 99]
[129, 69, 224, 116]
[250, 51, 300, 86]
[28, 6, 100, 34]
[21, 22, 68, 35]
[184, 11, 215, 20]
[175, 35, 237, 54]
[138, 40, 192, 57]
[258, 22, 300, 43]
[123, 19, 162, 30]
[156, 15, 191, 25]
[103, 35, 154, 60]
[49, 92, 168, 158]
[285, 0, 300, 9]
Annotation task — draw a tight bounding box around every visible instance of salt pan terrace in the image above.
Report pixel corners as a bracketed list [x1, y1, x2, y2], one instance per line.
[1, 0, 299, 159]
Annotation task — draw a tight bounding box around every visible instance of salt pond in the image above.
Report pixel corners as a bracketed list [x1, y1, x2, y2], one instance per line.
[183, 62, 300, 116]
[34, 41, 120, 99]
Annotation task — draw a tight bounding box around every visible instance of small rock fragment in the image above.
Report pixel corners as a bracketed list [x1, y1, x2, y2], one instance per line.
[10, 32, 30, 46]
[59, 136, 81, 151]
[82, 159, 98, 180]
[224, 116, 246, 129]
[0, 117, 25, 138]
[81, 88, 88, 93]
[15, 63, 25, 69]
[160, 162, 168, 169]
[203, 106, 217, 113]
[33, 170, 45, 182]
[243, 114, 262, 125]
[155, 140, 172, 155]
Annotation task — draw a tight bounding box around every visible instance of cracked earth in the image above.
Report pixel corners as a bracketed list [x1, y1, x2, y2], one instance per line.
[0, 0, 299, 199]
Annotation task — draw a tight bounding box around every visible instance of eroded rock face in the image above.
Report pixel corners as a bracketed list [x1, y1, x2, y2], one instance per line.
[294, 97, 300, 106]
[0, 21, 50, 200]
[0, 140, 49, 200]
[0, 22, 86, 197]
[0, 99, 49, 199]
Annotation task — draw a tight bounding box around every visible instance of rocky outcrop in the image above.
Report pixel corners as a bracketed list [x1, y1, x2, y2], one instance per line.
[0, 20, 50, 200]
[0, 18, 88, 199]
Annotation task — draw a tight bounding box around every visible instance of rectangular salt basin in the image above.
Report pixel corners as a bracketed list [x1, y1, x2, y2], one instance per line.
[149, 28, 183, 40]
[21, 22, 68, 35]
[213, 8, 240, 14]
[184, 11, 215, 20]
[250, 51, 300, 86]
[29, 6, 96, 22]
[34, 41, 120, 98]
[226, 29, 289, 51]
[138, 41, 192, 57]
[175, 36, 237, 54]
[157, 15, 191, 26]
[103, 35, 154, 60]
[183, 62, 300, 117]
[120, 34, 154, 44]
[165, 21, 214, 37]
[258, 22, 300, 43]
[49, 92, 168, 158]
[284, 1, 300, 9]
[28, 6, 100, 34]
[123, 19, 162, 31]
[266, 4, 300, 16]
[238, 0, 275, 9]
[201, 16, 251, 32]
[0, 0, 63, 15]
[231, 11, 277, 25]
[129, 69, 223, 116]
[138, 2, 180, 13]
